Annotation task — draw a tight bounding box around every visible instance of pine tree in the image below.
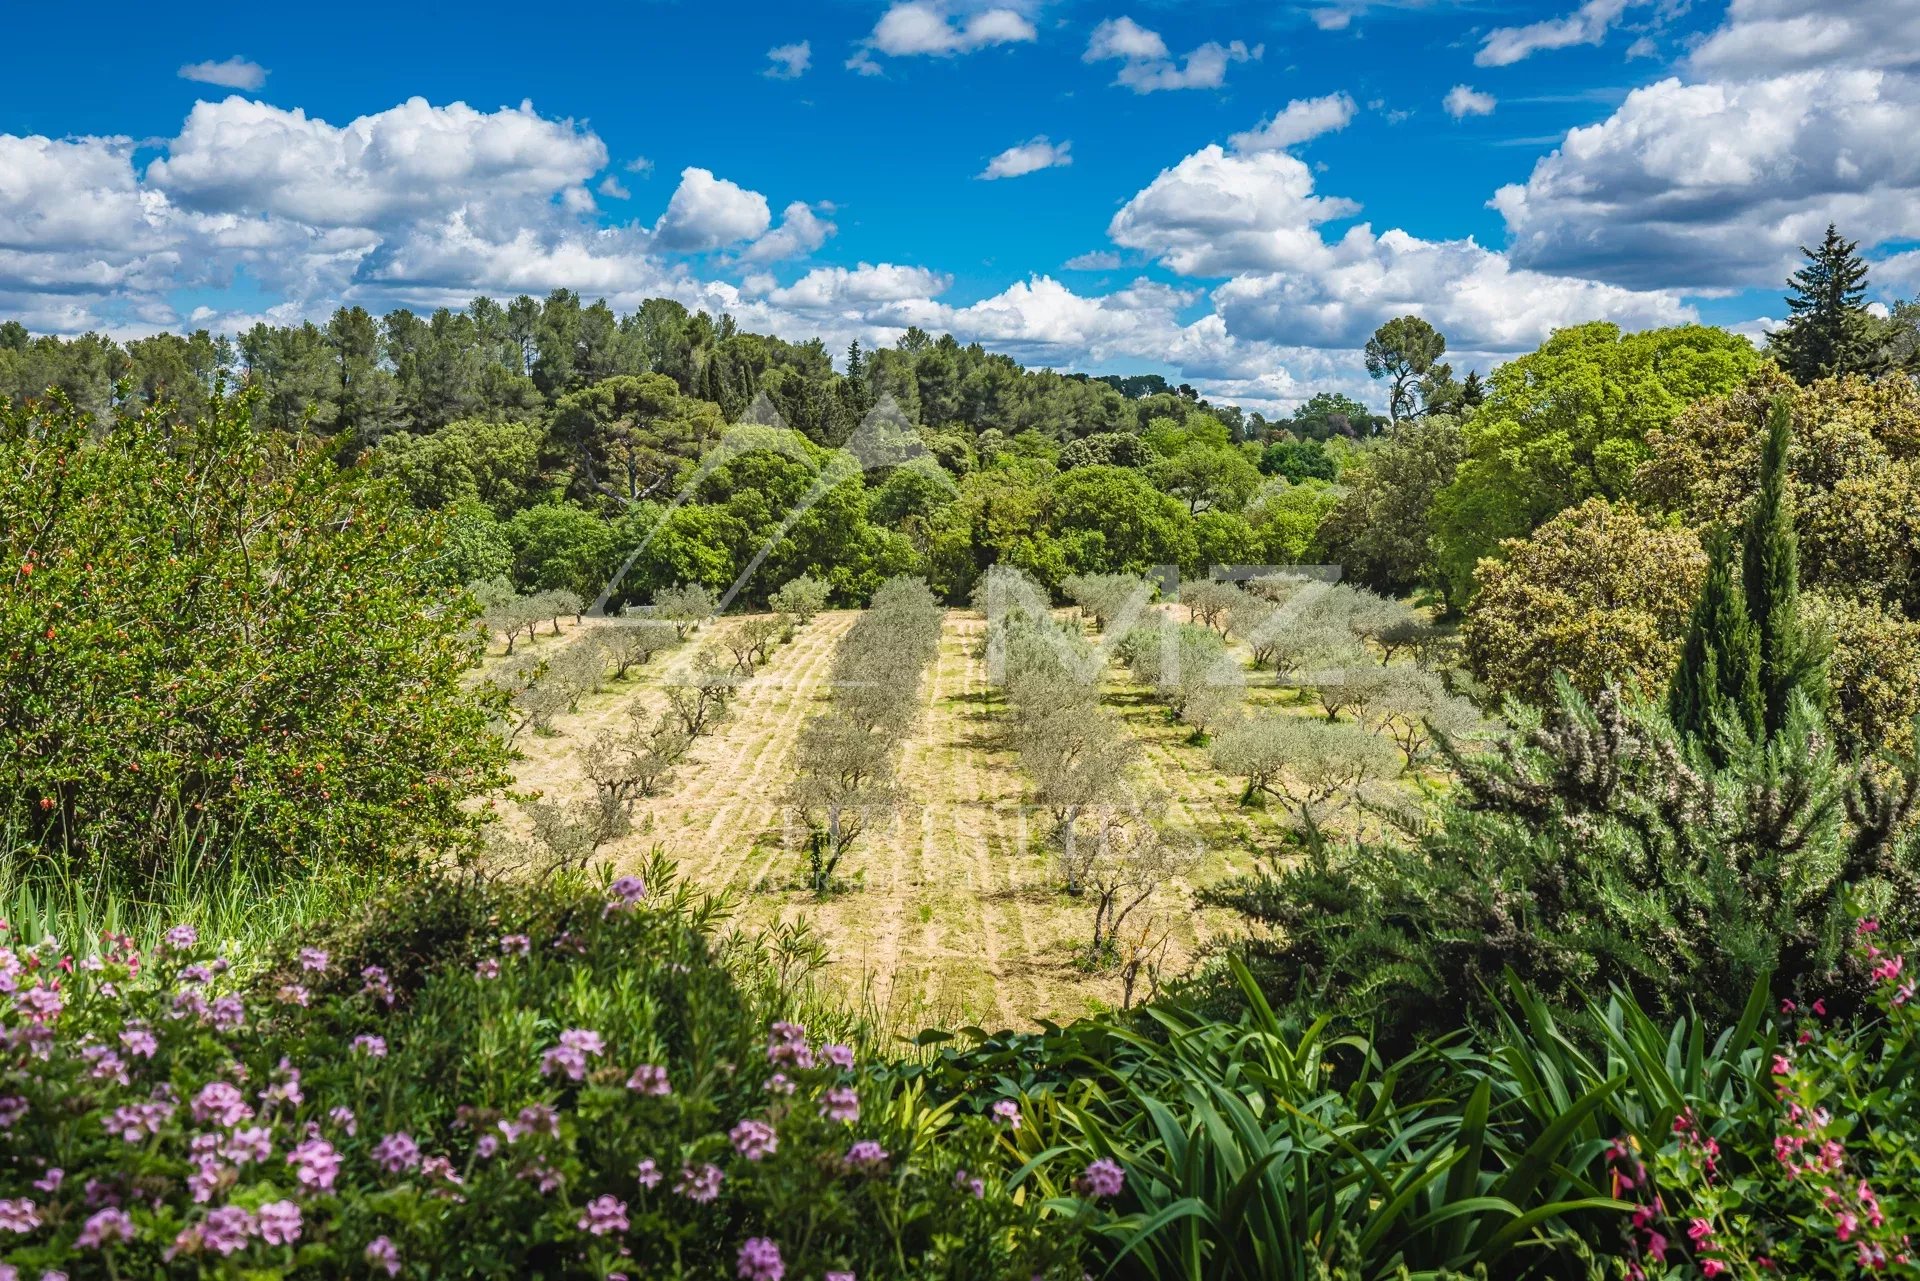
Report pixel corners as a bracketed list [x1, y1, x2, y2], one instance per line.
[1669, 528, 1761, 761]
[1770, 224, 1879, 382]
[1742, 397, 1827, 734]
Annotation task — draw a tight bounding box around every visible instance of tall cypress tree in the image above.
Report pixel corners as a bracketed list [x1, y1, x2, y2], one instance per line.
[1770, 224, 1878, 382]
[1669, 528, 1762, 761]
[1742, 396, 1827, 735]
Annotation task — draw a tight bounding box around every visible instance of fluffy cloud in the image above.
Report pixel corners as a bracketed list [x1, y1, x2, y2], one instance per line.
[1229, 94, 1358, 152]
[1063, 250, 1122, 270]
[1494, 68, 1920, 289]
[765, 41, 811, 78]
[1475, 0, 1649, 67]
[1687, 0, 1920, 77]
[1107, 125, 1690, 354]
[862, 2, 1035, 59]
[1492, 0, 1920, 292]
[1108, 146, 1360, 277]
[737, 201, 835, 263]
[652, 167, 773, 252]
[148, 96, 605, 228]
[1084, 17, 1259, 93]
[763, 263, 951, 313]
[178, 56, 268, 90]
[978, 136, 1072, 180]
[1442, 85, 1496, 119]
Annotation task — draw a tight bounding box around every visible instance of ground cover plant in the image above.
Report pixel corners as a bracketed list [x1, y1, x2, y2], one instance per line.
[0, 857, 1086, 1279]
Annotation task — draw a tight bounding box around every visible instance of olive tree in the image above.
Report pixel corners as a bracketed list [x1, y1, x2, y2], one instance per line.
[769, 574, 830, 624]
[1118, 620, 1245, 740]
[786, 719, 902, 893]
[598, 620, 678, 680]
[663, 649, 737, 737]
[1063, 572, 1156, 632]
[1079, 801, 1198, 962]
[654, 582, 719, 639]
[1179, 578, 1245, 637]
[726, 614, 793, 675]
[1230, 716, 1401, 829]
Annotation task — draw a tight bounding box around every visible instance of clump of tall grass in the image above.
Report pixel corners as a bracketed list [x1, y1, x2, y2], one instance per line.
[0, 823, 383, 961]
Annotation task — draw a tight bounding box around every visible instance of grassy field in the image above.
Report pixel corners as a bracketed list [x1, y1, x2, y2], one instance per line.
[487, 607, 1305, 1029]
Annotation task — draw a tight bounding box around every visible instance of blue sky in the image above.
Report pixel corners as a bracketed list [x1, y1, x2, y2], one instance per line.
[1, 0, 1916, 410]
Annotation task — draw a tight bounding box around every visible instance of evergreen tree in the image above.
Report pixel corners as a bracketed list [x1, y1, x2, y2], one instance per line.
[1668, 528, 1761, 762]
[1770, 224, 1879, 382]
[1742, 397, 1828, 734]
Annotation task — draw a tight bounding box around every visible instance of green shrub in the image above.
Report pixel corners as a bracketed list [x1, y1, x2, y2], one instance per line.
[1205, 682, 1920, 1043]
[0, 388, 510, 880]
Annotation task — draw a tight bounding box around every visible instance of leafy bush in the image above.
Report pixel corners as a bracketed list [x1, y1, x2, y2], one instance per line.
[0, 388, 510, 880]
[0, 858, 1081, 1279]
[1207, 683, 1920, 1043]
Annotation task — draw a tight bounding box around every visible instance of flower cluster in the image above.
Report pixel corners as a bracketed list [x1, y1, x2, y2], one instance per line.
[0, 872, 1080, 1280]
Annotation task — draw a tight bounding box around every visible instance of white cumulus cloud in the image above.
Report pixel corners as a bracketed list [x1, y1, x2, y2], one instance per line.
[1229, 93, 1359, 152]
[1443, 85, 1497, 118]
[862, 2, 1036, 59]
[1493, 0, 1920, 291]
[652, 167, 773, 253]
[1084, 17, 1259, 93]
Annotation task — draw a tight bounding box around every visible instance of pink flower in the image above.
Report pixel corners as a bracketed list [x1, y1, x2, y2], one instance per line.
[362, 965, 394, 1005]
[119, 1024, 158, 1058]
[825, 1273, 855, 1281]
[298, 948, 331, 973]
[77, 1207, 134, 1249]
[163, 924, 199, 950]
[820, 1086, 860, 1124]
[256, 1200, 302, 1246]
[628, 1064, 671, 1095]
[365, 1236, 402, 1277]
[766, 1021, 813, 1068]
[636, 1158, 661, 1189]
[578, 1195, 629, 1236]
[731, 1119, 778, 1160]
[352, 1034, 388, 1058]
[677, 1162, 724, 1203]
[764, 1072, 795, 1095]
[540, 1029, 604, 1081]
[372, 1132, 422, 1174]
[1075, 1157, 1125, 1200]
[1772, 1055, 1793, 1076]
[223, 1126, 272, 1165]
[328, 1105, 357, 1136]
[1702, 1260, 1727, 1278]
[474, 959, 500, 979]
[32, 1170, 61, 1193]
[499, 934, 531, 956]
[1836, 1211, 1860, 1241]
[289, 1138, 340, 1190]
[191, 1081, 253, 1127]
[737, 1237, 785, 1281]
[822, 1043, 854, 1070]
[843, 1141, 890, 1174]
[991, 1099, 1021, 1130]
[277, 984, 310, 1006]
[605, 876, 647, 914]
[201, 1205, 255, 1255]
